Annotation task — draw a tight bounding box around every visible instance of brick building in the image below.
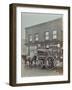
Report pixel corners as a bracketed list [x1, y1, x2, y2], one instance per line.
[24, 18, 63, 56]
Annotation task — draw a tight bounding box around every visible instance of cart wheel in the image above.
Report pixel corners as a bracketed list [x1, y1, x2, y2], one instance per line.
[45, 57, 55, 69]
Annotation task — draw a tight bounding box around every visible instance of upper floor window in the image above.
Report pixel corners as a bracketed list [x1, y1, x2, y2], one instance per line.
[29, 35, 32, 41]
[35, 33, 39, 41]
[45, 31, 49, 40]
[53, 30, 57, 39]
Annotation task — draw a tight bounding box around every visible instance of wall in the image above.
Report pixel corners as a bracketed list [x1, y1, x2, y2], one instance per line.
[25, 18, 62, 43]
[0, 0, 72, 90]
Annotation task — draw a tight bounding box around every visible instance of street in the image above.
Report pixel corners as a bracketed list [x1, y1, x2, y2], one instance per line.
[21, 58, 62, 77]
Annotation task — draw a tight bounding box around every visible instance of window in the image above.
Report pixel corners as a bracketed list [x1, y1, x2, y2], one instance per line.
[38, 44, 41, 47]
[35, 34, 39, 41]
[29, 35, 32, 41]
[35, 46, 37, 49]
[45, 31, 49, 40]
[57, 44, 60, 47]
[53, 30, 57, 39]
[46, 45, 49, 48]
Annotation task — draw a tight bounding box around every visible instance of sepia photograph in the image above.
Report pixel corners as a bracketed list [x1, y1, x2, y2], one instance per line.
[21, 13, 63, 77]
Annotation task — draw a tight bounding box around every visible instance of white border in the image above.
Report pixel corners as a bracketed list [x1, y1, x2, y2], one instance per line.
[16, 7, 68, 83]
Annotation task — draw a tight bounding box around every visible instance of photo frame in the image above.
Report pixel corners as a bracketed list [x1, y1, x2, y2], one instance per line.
[9, 3, 70, 86]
